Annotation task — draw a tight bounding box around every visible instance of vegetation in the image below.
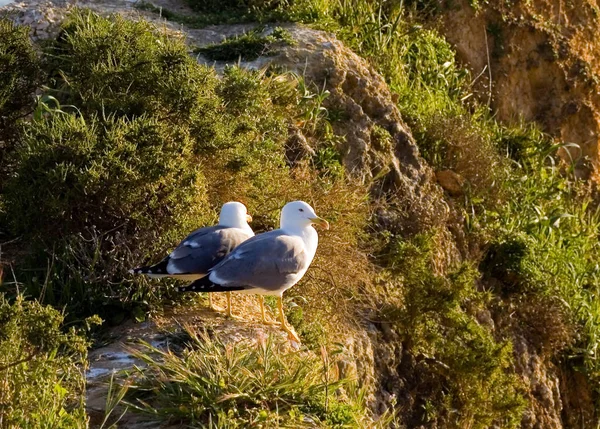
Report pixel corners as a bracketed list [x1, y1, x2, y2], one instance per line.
[376, 232, 526, 427]
[118, 326, 386, 427]
[0, 294, 97, 427]
[136, 0, 333, 28]
[196, 27, 295, 61]
[174, 0, 600, 422]
[0, 10, 371, 427]
[0, 19, 41, 176]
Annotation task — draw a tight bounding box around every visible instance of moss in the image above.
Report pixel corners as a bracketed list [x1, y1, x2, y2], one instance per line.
[196, 27, 295, 62]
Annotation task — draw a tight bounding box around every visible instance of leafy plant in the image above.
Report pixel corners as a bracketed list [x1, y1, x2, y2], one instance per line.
[46, 10, 220, 122]
[0, 18, 42, 178]
[0, 294, 97, 428]
[376, 232, 526, 428]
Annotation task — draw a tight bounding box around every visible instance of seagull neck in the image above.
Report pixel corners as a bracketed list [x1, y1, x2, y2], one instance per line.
[282, 224, 318, 253]
[281, 223, 309, 236]
[220, 220, 253, 235]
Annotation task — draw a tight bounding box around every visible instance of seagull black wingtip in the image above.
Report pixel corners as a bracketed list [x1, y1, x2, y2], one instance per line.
[178, 277, 247, 293]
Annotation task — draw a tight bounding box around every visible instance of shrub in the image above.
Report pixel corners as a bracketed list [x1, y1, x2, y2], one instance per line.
[4, 111, 207, 239]
[0, 294, 96, 427]
[197, 27, 295, 62]
[376, 232, 525, 428]
[0, 19, 42, 175]
[46, 10, 220, 122]
[183, 0, 332, 26]
[2, 107, 209, 316]
[1, 11, 360, 324]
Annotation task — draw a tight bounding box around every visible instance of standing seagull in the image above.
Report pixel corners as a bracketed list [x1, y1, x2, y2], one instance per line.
[178, 201, 329, 342]
[130, 201, 254, 316]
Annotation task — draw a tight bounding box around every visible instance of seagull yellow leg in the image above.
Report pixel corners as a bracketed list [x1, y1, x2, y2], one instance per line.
[226, 292, 233, 318]
[278, 297, 300, 343]
[260, 296, 280, 326]
[208, 294, 226, 313]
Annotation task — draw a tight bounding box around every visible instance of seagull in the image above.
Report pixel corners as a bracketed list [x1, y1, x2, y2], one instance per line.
[178, 200, 329, 342]
[130, 201, 254, 316]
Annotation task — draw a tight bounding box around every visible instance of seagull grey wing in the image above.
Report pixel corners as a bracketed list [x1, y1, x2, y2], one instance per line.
[209, 232, 310, 292]
[166, 226, 252, 275]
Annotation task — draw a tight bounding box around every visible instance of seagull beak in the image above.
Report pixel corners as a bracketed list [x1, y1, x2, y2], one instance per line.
[309, 216, 330, 230]
[246, 214, 253, 222]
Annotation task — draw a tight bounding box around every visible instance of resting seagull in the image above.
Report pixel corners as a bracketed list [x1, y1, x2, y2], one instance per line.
[178, 200, 329, 342]
[130, 201, 254, 316]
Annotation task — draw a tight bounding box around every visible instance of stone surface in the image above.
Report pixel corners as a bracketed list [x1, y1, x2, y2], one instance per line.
[194, 23, 449, 237]
[440, 0, 600, 180]
[197, 24, 430, 193]
[436, 169, 465, 196]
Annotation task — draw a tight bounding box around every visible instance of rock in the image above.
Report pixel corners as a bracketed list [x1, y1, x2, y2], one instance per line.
[86, 299, 295, 428]
[195, 24, 451, 237]
[195, 24, 427, 188]
[285, 126, 315, 166]
[439, 0, 600, 180]
[435, 169, 465, 196]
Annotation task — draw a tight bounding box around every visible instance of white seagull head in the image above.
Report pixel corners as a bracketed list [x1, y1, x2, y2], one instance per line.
[280, 201, 329, 231]
[219, 202, 253, 229]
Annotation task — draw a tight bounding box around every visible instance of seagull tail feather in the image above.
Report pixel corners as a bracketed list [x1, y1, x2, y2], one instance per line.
[131, 258, 171, 276]
[178, 277, 247, 293]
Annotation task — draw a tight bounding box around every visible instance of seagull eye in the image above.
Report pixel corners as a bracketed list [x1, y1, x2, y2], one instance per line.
[299, 208, 304, 212]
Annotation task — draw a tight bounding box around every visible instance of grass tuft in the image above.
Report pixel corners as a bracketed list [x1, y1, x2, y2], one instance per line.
[122, 325, 383, 427]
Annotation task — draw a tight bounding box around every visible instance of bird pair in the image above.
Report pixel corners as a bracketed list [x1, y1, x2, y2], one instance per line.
[131, 201, 329, 342]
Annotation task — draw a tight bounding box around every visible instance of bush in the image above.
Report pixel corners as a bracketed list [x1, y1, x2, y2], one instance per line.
[197, 27, 295, 62]
[0, 19, 42, 175]
[2, 107, 211, 317]
[47, 10, 220, 122]
[183, 0, 331, 26]
[0, 294, 96, 427]
[376, 232, 525, 428]
[1, 11, 358, 323]
[4, 111, 207, 239]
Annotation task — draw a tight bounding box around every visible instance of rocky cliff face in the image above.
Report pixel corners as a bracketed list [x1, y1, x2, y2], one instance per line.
[438, 0, 600, 179]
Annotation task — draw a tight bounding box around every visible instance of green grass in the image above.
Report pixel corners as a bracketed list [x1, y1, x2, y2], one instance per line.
[119, 326, 389, 428]
[326, 0, 600, 417]
[135, 0, 334, 28]
[169, 0, 600, 420]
